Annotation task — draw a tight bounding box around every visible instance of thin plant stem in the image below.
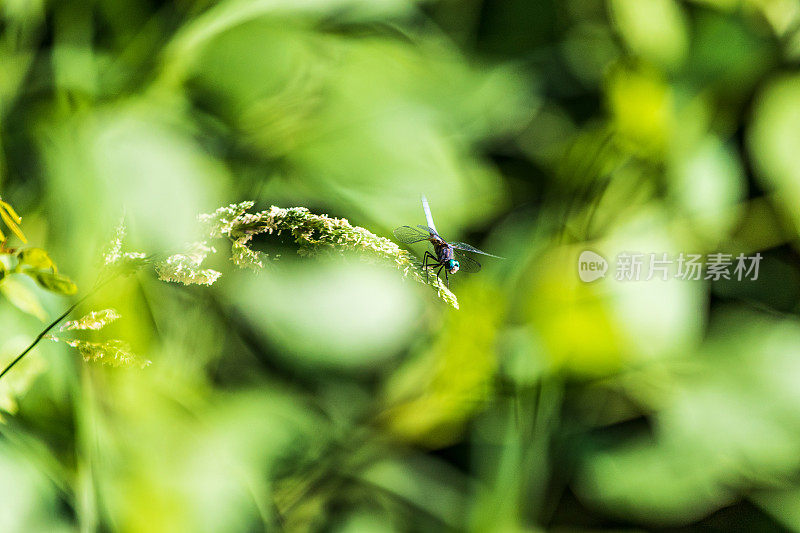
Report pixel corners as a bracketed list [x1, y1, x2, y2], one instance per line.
[0, 276, 115, 381]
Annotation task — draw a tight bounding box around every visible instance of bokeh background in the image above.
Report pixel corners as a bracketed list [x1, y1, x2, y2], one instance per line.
[1, 0, 800, 530]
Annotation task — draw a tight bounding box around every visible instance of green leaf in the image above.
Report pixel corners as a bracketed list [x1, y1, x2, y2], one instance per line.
[749, 74, 800, 239]
[0, 277, 46, 320]
[16, 248, 56, 272]
[0, 338, 46, 420]
[25, 270, 77, 295]
[610, 0, 688, 70]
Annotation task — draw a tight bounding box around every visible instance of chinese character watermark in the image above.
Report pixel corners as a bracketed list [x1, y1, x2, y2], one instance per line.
[579, 251, 762, 282]
[676, 253, 702, 280]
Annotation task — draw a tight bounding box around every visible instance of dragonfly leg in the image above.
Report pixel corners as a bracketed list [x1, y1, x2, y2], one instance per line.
[421, 251, 431, 270]
[435, 263, 446, 286]
[421, 251, 439, 281]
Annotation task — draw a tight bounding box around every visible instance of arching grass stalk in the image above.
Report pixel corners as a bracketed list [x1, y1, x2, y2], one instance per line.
[201, 202, 459, 309]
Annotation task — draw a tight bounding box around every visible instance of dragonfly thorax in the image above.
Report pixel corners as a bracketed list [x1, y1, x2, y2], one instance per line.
[433, 241, 453, 261]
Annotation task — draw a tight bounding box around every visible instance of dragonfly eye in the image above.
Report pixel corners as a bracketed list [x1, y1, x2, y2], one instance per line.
[448, 260, 460, 274]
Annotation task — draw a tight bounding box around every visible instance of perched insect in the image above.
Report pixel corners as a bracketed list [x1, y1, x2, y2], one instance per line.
[393, 195, 502, 287]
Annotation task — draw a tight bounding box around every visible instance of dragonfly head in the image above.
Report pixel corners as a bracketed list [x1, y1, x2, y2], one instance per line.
[447, 259, 460, 274]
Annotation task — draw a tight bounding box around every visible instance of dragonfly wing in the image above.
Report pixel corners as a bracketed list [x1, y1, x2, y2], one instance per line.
[421, 195, 438, 235]
[454, 250, 481, 273]
[416, 224, 439, 236]
[450, 242, 504, 258]
[393, 226, 430, 244]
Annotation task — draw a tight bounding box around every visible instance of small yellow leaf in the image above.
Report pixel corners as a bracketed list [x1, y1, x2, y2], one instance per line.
[0, 201, 21, 223]
[17, 248, 56, 272]
[26, 270, 77, 295]
[0, 202, 26, 244]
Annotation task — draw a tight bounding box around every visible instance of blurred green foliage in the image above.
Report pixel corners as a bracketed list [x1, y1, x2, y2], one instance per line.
[2, 0, 800, 531]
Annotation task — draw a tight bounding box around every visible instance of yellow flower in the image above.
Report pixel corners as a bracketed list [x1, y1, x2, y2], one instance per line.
[0, 198, 28, 245]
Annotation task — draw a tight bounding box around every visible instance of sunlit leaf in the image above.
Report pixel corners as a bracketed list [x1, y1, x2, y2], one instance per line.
[606, 64, 673, 156]
[749, 74, 800, 240]
[667, 136, 745, 243]
[0, 277, 46, 320]
[610, 0, 689, 70]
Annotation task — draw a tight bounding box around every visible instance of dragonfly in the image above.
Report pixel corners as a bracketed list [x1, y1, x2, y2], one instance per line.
[393, 195, 502, 287]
